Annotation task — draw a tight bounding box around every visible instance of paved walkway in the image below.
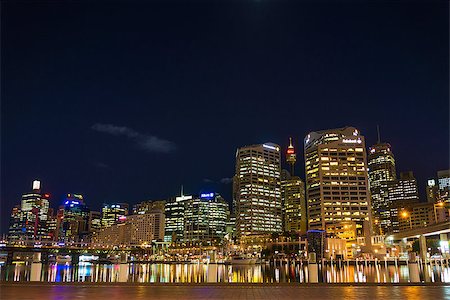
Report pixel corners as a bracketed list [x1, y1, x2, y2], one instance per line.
[1, 283, 449, 299]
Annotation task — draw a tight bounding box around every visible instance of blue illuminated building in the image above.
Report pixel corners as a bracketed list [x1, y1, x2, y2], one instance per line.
[59, 194, 90, 242]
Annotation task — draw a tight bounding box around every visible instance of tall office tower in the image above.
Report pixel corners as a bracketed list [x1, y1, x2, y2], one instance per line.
[184, 192, 229, 244]
[59, 194, 90, 242]
[304, 127, 372, 233]
[438, 170, 450, 201]
[133, 200, 165, 214]
[281, 173, 306, 233]
[164, 188, 191, 242]
[18, 180, 50, 240]
[8, 205, 22, 241]
[426, 179, 440, 203]
[387, 171, 420, 233]
[234, 143, 282, 239]
[368, 142, 397, 235]
[101, 203, 129, 228]
[281, 138, 306, 233]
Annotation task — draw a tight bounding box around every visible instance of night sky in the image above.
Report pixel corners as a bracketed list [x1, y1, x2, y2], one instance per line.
[1, 1, 448, 234]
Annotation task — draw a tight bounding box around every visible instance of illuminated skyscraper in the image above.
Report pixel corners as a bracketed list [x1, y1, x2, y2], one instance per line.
[11, 180, 51, 240]
[184, 192, 229, 244]
[304, 127, 372, 233]
[164, 188, 191, 242]
[59, 194, 90, 242]
[388, 171, 419, 233]
[8, 205, 22, 241]
[234, 143, 282, 239]
[281, 173, 306, 233]
[368, 142, 396, 234]
[101, 203, 129, 228]
[281, 139, 306, 233]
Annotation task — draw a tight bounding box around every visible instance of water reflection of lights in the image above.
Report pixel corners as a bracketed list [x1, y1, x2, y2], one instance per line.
[2, 262, 450, 284]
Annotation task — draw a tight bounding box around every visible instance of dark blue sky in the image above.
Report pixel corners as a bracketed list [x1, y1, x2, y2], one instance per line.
[1, 1, 448, 233]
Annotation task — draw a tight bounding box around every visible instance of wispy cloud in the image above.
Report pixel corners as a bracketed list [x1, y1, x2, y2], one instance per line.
[92, 123, 176, 153]
[203, 178, 214, 183]
[220, 177, 233, 184]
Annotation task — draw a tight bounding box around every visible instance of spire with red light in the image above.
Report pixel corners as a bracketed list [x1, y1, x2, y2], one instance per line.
[286, 137, 296, 175]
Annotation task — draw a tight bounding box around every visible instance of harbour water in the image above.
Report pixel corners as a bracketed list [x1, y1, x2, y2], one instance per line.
[1, 261, 449, 283]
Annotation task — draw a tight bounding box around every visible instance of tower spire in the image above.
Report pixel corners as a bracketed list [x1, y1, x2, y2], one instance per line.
[377, 125, 381, 144]
[286, 137, 296, 176]
[181, 185, 184, 197]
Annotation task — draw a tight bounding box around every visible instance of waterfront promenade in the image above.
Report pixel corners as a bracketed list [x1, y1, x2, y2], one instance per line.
[1, 283, 450, 300]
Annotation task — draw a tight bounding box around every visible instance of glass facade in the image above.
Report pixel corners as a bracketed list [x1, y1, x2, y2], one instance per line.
[235, 143, 282, 238]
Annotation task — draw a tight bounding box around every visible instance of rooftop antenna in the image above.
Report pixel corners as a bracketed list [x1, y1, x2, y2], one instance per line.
[180, 185, 184, 197]
[376, 125, 381, 144]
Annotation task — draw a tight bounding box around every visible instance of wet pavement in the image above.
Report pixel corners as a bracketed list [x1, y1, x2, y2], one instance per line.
[1, 283, 450, 300]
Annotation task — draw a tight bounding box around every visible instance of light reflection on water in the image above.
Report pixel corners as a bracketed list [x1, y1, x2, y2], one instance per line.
[1, 262, 449, 283]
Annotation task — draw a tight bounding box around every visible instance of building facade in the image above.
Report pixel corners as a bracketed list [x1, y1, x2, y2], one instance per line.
[59, 194, 90, 242]
[367, 142, 397, 235]
[164, 192, 191, 242]
[438, 169, 450, 201]
[387, 171, 419, 233]
[234, 143, 282, 239]
[8, 180, 51, 241]
[183, 193, 229, 244]
[281, 174, 306, 233]
[101, 203, 129, 228]
[93, 211, 165, 246]
[304, 127, 372, 234]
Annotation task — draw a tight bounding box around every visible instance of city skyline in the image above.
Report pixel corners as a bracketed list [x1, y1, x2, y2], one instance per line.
[2, 127, 448, 235]
[2, 2, 448, 236]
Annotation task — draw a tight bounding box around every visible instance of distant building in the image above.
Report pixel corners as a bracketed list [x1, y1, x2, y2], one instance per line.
[281, 138, 306, 233]
[8, 180, 51, 241]
[183, 192, 229, 244]
[438, 169, 450, 201]
[234, 143, 282, 239]
[101, 203, 129, 228]
[164, 190, 191, 242]
[89, 211, 102, 232]
[368, 142, 396, 235]
[426, 179, 440, 203]
[304, 127, 372, 235]
[126, 212, 165, 244]
[398, 203, 434, 231]
[281, 173, 306, 233]
[7, 205, 22, 241]
[133, 200, 165, 214]
[46, 208, 58, 240]
[93, 210, 165, 246]
[59, 194, 90, 242]
[388, 171, 419, 233]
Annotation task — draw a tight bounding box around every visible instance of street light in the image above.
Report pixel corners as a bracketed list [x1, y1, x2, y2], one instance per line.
[401, 210, 412, 229]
